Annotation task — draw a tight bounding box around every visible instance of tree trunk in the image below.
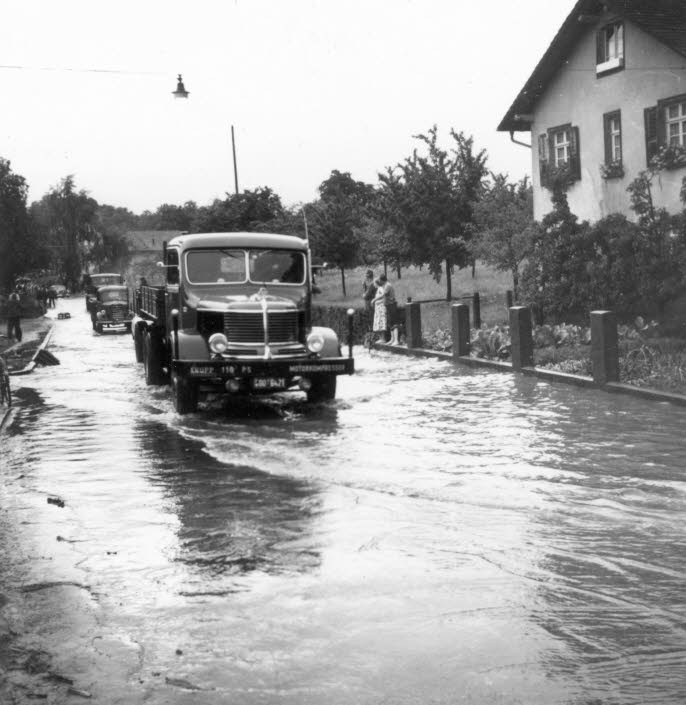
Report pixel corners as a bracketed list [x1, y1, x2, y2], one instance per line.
[471, 258, 476, 278]
[445, 258, 452, 301]
[383, 260, 388, 277]
[395, 264, 401, 280]
[340, 266, 346, 297]
[512, 269, 519, 302]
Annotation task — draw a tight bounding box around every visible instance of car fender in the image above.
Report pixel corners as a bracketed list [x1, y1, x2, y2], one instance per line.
[310, 325, 341, 357]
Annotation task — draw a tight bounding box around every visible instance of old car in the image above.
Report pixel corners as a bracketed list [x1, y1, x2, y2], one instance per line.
[91, 285, 134, 334]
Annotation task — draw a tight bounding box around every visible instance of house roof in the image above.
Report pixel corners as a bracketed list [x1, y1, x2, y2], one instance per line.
[126, 230, 183, 252]
[498, 0, 686, 133]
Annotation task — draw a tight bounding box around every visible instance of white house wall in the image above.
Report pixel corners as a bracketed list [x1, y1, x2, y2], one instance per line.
[531, 13, 686, 222]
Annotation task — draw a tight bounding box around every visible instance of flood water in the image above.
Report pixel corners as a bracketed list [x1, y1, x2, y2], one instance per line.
[2, 296, 686, 704]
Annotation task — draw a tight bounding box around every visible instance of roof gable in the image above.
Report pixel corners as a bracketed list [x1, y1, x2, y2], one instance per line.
[498, 0, 686, 132]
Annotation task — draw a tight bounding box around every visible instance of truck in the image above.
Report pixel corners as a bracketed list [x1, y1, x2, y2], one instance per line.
[130, 232, 355, 414]
[85, 273, 124, 313]
[90, 285, 135, 334]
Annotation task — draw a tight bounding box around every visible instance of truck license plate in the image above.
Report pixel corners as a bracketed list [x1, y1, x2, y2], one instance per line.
[251, 377, 286, 390]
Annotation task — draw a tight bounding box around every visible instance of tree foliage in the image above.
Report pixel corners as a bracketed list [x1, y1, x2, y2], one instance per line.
[308, 171, 375, 296]
[378, 126, 488, 299]
[191, 187, 285, 233]
[474, 174, 534, 300]
[0, 158, 35, 291]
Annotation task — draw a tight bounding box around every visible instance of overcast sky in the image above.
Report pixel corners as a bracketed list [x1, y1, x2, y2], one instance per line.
[1, 0, 574, 214]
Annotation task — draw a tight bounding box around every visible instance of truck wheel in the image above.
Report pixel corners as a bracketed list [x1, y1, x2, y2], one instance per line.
[95, 322, 103, 335]
[125, 322, 132, 334]
[307, 374, 337, 402]
[144, 331, 168, 386]
[172, 371, 198, 414]
[133, 325, 144, 363]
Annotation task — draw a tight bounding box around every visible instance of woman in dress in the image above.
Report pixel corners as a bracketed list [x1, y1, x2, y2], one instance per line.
[372, 274, 394, 342]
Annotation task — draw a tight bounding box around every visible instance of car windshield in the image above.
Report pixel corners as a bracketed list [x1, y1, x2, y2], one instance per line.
[249, 249, 305, 284]
[99, 289, 128, 303]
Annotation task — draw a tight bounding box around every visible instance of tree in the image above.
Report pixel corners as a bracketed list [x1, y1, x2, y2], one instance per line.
[30, 176, 99, 290]
[308, 171, 374, 296]
[0, 158, 35, 291]
[474, 174, 534, 301]
[191, 187, 285, 233]
[378, 126, 488, 300]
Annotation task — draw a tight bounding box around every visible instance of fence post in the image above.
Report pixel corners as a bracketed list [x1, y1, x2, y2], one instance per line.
[506, 290, 513, 309]
[591, 310, 619, 385]
[405, 300, 422, 349]
[451, 303, 470, 359]
[509, 306, 534, 371]
[472, 292, 481, 329]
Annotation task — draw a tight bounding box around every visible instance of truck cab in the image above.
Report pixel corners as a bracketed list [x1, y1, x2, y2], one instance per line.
[131, 232, 354, 413]
[85, 273, 124, 313]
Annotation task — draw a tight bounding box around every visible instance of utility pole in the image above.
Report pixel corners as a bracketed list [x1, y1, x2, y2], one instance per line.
[231, 125, 239, 195]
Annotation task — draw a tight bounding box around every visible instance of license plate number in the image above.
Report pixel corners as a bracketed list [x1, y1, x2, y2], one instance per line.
[251, 377, 286, 390]
[190, 366, 214, 376]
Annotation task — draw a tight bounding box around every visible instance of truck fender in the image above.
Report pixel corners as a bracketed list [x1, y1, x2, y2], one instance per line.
[310, 326, 341, 357]
[175, 330, 211, 361]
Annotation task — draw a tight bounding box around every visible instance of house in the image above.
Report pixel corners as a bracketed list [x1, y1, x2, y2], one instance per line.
[498, 0, 686, 222]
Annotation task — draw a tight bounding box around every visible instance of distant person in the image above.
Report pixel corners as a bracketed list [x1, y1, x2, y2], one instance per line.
[362, 270, 377, 312]
[6, 291, 22, 342]
[47, 287, 57, 308]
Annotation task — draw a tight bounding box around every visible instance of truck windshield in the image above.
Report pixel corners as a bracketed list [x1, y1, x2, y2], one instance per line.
[249, 249, 305, 284]
[99, 289, 128, 303]
[186, 249, 246, 284]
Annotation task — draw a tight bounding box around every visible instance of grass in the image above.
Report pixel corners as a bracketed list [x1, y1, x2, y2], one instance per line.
[314, 262, 513, 330]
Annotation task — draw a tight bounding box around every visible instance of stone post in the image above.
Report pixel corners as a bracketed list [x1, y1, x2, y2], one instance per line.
[405, 300, 422, 349]
[509, 306, 534, 371]
[451, 303, 470, 359]
[591, 310, 619, 385]
[472, 292, 481, 329]
[506, 290, 513, 309]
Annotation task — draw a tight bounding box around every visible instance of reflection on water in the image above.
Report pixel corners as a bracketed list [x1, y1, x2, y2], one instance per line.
[136, 419, 322, 587]
[2, 297, 686, 704]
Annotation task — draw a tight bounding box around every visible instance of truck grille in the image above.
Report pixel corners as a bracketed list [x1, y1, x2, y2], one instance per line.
[224, 311, 299, 344]
[110, 304, 129, 322]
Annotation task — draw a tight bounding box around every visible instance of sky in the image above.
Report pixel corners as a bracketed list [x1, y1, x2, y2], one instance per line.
[0, 0, 575, 214]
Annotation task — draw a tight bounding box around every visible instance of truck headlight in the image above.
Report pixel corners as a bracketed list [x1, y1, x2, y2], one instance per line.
[307, 332, 325, 353]
[97, 310, 105, 320]
[208, 332, 229, 354]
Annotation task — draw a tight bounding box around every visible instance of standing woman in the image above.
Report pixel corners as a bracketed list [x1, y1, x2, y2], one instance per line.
[372, 274, 392, 342]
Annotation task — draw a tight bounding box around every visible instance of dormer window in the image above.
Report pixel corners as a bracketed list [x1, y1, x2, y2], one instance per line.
[596, 21, 624, 76]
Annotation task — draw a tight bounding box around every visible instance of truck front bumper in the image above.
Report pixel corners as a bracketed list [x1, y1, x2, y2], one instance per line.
[173, 357, 355, 380]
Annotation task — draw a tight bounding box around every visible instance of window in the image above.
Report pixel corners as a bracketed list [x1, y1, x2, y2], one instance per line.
[603, 110, 622, 163]
[596, 21, 624, 75]
[538, 124, 581, 187]
[666, 101, 686, 148]
[166, 248, 179, 285]
[644, 94, 686, 167]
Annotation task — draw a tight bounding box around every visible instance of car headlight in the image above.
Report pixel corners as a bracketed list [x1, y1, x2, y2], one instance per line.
[307, 332, 325, 353]
[97, 310, 106, 319]
[208, 332, 229, 354]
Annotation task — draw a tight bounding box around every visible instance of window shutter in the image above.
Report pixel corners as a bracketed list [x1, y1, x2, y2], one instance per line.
[644, 106, 658, 165]
[569, 126, 581, 180]
[538, 133, 549, 186]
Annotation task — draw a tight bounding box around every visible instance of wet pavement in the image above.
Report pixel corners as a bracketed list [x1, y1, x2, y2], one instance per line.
[1, 296, 686, 704]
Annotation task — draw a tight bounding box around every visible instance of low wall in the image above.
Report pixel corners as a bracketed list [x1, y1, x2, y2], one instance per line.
[377, 302, 686, 408]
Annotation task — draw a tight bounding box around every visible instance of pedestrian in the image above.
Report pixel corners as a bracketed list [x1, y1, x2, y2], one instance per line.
[362, 269, 377, 312]
[47, 287, 56, 308]
[372, 274, 396, 343]
[6, 291, 22, 343]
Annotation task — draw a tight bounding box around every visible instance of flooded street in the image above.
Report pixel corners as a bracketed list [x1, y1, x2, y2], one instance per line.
[2, 296, 686, 704]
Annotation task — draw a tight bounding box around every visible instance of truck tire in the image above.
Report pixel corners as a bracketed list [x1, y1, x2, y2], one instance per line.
[144, 331, 168, 386]
[307, 374, 337, 402]
[125, 322, 132, 334]
[172, 371, 198, 414]
[95, 322, 103, 335]
[133, 325, 144, 363]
